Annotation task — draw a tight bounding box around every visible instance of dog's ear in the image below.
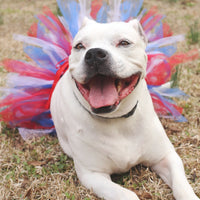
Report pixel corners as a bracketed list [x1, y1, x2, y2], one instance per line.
[80, 17, 96, 28]
[129, 19, 148, 45]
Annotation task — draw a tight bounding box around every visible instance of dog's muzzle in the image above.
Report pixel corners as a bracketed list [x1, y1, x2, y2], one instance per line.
[74, 48, 141, 114]
[84, 48, 115, 81]
[85, 48, 108, 67]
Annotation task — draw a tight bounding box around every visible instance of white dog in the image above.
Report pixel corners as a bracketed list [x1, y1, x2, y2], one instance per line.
[50, 18, 199, 200]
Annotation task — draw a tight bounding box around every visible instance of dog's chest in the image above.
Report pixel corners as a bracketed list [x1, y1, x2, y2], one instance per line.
[75, 125, 143, 173]
[103, 135, 142, 172]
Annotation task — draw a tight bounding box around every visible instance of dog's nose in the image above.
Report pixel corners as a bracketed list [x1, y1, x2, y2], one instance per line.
[85, 48, 108, 66]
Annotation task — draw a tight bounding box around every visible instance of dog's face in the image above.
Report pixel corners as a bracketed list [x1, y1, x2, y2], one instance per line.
[68, 18, 147, 118]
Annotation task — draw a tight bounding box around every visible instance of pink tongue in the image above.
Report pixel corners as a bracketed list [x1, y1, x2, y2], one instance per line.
[89, 76, 118, 108]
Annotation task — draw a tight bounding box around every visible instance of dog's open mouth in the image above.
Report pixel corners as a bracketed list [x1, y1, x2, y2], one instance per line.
[75, 73, 141, 113]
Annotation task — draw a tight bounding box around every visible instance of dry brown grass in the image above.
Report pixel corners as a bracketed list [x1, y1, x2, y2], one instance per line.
[0, 0, 199, 199]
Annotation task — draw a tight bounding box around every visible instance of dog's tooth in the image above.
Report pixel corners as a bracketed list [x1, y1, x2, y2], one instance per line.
[117, 80, 122, 92]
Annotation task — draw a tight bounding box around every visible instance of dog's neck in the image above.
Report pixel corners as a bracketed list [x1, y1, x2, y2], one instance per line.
[95, 101, 139, 120]
[120, 101, 138, 118]
[73, 89, 139, 120]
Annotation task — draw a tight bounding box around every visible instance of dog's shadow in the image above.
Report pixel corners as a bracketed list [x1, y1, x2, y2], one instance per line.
[111, 164, 172, 200]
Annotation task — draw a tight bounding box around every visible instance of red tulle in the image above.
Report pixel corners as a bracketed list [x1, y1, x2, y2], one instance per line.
[2, 59, 55, 80]
[146, 53, 172, 86]
[151, 93, 183, 116]
[42, 6, 73, 44]
[163, 22, 173, 37]
[140, 6, 157, 25]
[46, 58, 69, 109]
[146, 49, 199, 86]
[91, 0, 103, 19]
[0, 89, 53, 129]
[1, 3, 199, 132]
[169, 49, 199, 67]
[143, 14, 163, 34]
[27, 22, 38, 37]
[43, 6, 68, 36]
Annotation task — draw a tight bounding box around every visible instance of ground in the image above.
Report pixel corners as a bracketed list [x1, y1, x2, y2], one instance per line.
[0, 0, 199, 199]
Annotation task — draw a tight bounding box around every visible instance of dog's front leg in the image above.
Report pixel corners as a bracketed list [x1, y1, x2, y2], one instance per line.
[152, 151, 199, 200]
[75, 164, 139, 200]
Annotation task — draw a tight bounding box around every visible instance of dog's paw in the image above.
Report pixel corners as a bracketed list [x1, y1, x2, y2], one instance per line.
[176, 194, 200, 200]
[188, 196, 200, 200]
[179, 198, 200, 200]
[118, 190, 140, 200]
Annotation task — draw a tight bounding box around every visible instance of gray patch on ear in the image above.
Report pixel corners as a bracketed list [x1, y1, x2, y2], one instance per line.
[80, 17, 96, 29]
[129, 19, 148, 45]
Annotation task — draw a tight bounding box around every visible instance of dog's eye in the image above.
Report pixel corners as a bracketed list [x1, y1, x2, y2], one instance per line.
[74, 43, 85, 50]
[118, 40, 131, 47]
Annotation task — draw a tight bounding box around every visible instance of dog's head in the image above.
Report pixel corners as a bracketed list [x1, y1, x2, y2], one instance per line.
[68, 18, 147, 118]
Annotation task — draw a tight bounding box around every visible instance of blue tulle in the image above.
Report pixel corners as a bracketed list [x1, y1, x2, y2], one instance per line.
[120, 0, 143, 21]
[156, 45, 177, 57]
[23, 45, 57, 73]
[157, 93, 187, 122]
[1, 0, 196, 139]
[32, 111, 54, 128]
[36, 20, 46, 39]
[148, 85, 187, 98]
[137, 8, 147, 21]
[57, 0, 80, 37]
[96, 2, 109, 23]
[148, 85, 187, 122]
[152, 22, 164, 40]
[146, 35, 184, 52]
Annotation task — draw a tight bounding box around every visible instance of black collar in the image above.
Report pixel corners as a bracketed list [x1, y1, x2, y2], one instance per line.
[96, 101, 138, 120]
[74, 92, 138, 120]
[120, 101, 138, 118]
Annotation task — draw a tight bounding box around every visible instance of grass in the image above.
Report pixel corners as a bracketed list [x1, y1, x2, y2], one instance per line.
[168, 0, 196, 6]
[187, 20, 200, 45]
[171, 66, 180, 88]
[168, 0, 178, 3]
[0, 0, 200, 200]
[0, 14, 3, 25]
